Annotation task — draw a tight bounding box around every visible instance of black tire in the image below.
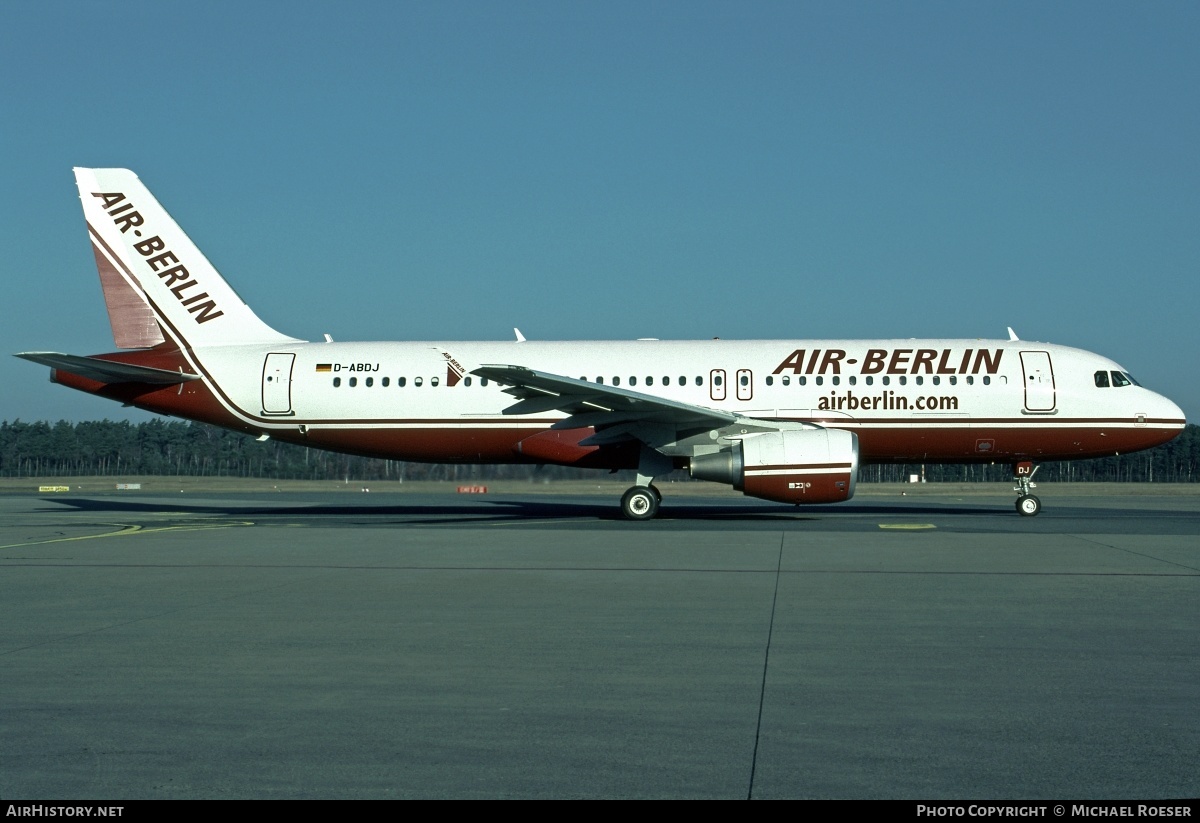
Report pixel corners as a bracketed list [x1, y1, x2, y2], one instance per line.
[621, 486, 659, 521]
[1016, 495, 1042, 517]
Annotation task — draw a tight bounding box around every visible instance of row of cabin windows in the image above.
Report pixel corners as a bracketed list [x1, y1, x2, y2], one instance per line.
[332, 373, 996, 389]
[332, 376, 491, 388]
[587, 376, 704, 387]
[1095, 371, 1139, 388]
[593, 375, 991, 388]
[765, 374, 993, 387]
[331, 375, 711, 388]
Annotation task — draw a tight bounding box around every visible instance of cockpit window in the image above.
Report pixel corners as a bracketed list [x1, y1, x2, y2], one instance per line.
[1110, 371, 1132, 388]
[1094, 371, 1110, 388]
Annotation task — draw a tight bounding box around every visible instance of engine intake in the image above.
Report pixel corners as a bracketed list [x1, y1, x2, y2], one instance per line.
[690, 428, 859, 504]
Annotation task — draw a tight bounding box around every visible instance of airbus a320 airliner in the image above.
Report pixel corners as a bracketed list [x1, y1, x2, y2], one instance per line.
[17, 169, 1186, 519]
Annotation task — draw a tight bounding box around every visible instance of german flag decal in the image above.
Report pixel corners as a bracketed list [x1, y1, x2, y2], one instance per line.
[316, 363, 332, 372]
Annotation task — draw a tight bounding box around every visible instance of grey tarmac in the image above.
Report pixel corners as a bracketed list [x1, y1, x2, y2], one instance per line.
[1, 489, 1197, 799]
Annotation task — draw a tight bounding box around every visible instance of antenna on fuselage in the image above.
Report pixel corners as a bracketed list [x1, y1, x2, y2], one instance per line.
[1007, 327, 1020, 341]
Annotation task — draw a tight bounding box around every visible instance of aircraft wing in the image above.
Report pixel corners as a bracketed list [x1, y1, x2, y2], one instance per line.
[15, 352, 201, 385]
[471, 364, 738, 434]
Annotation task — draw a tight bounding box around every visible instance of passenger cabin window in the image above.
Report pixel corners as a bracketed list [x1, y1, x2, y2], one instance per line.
[415, 377, 423, 387]
[333, 377, 341, 387]
[382, 377, 390, 387]
[464, 377, 472, 386]
[766, 376, 774, 386]
[349, 377, 357, 387]
[398, 377, 406, 387]
[782, 376, 790, 386]
[365, 377, 373, 387]
[431, 377, 440, 387]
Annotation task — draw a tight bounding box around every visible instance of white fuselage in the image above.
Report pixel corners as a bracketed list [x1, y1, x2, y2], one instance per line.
[154, 337, 1182, 466]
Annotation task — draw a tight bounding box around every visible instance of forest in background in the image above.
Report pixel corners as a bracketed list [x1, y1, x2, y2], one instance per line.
[1, 419, 1197, 483]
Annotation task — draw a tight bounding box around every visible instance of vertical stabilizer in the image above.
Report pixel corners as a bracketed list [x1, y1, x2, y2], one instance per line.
[74, 168, 300, 348]
[91, 240, 165, 348]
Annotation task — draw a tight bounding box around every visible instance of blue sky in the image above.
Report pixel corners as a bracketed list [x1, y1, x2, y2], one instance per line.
[3, 1, 1198, 423]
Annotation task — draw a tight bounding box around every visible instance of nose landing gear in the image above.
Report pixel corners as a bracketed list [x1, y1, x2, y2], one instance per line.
[1013, 461, 1041, 516]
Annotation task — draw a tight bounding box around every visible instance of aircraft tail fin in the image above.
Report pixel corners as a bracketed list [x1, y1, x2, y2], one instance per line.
[90, 235, 166, 349]
[74, 168, 300, 348]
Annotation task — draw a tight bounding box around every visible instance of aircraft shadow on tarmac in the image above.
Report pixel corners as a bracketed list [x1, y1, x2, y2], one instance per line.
[39, 496, 1008, 522]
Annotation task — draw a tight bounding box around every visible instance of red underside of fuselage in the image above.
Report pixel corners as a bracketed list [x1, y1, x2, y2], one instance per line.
[280, 421, 1180, 465]
[53, 347, 1183, 470]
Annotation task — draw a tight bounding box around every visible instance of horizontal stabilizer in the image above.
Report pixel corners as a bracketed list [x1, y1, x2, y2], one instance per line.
[15, 352, 200, 385]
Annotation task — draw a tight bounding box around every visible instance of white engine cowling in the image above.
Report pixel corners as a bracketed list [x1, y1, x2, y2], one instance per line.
[689, 428, 859, 504]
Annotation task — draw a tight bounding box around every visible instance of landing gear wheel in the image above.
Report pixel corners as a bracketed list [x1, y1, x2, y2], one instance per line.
[1012, 462, 1042, 517]
[650, 485, 662, 503]
[1016, 495, 1041, 517]
[621, 486, 659, 521]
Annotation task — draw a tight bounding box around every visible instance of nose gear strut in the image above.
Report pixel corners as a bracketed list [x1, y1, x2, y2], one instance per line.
[1013, 462, 1041, 516]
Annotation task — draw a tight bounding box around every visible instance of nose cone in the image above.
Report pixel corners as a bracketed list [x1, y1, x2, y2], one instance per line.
[1153, 390, 1186, 425]
[1144, 389, 1187, 446]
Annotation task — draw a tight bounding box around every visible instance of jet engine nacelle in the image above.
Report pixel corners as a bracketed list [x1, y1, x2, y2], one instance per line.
[689, 428, 859, 505]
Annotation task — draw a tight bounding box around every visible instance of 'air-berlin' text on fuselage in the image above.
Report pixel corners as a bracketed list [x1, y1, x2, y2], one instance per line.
[91, 192, 224, 325]
[772, 348, 1003, 376]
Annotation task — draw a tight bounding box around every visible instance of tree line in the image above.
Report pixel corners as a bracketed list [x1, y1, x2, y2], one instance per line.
[1, 418, 1197, 483]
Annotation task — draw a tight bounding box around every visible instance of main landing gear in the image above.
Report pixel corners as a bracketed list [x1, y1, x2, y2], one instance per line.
[1013, 461, 1041, 516]
[620, 485, 661, 521]
[621, 448, 670, 521]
